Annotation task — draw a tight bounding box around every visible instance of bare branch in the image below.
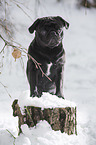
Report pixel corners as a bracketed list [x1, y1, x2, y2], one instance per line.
[0, 34, 52, 82]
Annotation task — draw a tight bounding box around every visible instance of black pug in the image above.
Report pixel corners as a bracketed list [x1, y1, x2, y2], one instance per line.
[26, 16, 69, 99]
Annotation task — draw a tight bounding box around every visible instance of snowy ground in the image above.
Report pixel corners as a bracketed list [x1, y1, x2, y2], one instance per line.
[0, 0, 96, 144]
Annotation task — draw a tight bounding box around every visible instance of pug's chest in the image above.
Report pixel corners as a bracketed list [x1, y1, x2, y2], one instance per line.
[41, 61, 58, 78]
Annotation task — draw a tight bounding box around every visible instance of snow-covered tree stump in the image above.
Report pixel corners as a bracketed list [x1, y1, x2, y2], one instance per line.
[12, 91, 77, 135]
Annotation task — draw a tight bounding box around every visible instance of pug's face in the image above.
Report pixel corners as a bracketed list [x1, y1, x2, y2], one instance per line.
[29, 16, 69, 48]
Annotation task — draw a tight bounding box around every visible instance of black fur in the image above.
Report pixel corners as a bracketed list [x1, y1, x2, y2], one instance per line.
[26, 16, 69, 98]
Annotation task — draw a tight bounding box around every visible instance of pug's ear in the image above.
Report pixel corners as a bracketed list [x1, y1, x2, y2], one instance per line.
[56, 16, 69, 29]
[28, 18, 40, 33]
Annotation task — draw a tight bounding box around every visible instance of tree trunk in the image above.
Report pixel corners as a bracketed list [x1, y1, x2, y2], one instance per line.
[80, 0, 96, 8]
[12, 99, 77, 135]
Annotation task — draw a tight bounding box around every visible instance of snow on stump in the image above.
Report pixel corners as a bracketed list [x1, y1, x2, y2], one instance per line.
[12, 91, 77, 135]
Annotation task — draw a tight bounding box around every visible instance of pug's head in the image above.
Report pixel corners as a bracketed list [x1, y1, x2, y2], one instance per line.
[28, 16, 69, 48]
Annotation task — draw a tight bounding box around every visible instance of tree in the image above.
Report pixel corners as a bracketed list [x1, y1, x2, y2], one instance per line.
[80, 0, 96, 8]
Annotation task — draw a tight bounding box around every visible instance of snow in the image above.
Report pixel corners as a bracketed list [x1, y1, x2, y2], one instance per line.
[0, 0, 96, 145]
[0, 121, 87, 145]
[18, 91, 76, 110]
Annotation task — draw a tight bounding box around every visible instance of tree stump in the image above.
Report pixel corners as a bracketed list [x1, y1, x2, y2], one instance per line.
[12, 99, 77, 135]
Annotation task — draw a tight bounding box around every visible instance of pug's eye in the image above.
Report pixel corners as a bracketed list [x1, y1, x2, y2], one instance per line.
[41, 30, 46, 35]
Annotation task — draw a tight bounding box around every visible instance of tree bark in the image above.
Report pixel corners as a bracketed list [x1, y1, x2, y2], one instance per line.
[12, 99, 77, 135]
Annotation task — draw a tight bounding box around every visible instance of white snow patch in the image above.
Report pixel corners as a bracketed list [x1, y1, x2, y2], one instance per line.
[18, 90, 76, 110]
[17, 121, 87, 145]
[46, 62, 53, 76]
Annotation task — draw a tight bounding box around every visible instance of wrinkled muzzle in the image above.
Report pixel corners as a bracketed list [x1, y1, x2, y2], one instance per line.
[47, 30, 63, 48]
[38, 29, 63, 48]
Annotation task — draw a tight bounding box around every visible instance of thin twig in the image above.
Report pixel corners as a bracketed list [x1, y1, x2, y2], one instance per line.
[16, 4, 33, 21]
[10, 0, 34, 13]
[0, 20, 13, 39]
[25, 106, 33, 121]
[0, 44, 6, 54]
[10, 0, 33, 21]
[6, 129, 16, 139]
[0, 82, 12, 98]
[0, 34, 7, 43]
[0, 22, 11, 34]
[6, 129, 16, 145]
[20, 56, 25, 72]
